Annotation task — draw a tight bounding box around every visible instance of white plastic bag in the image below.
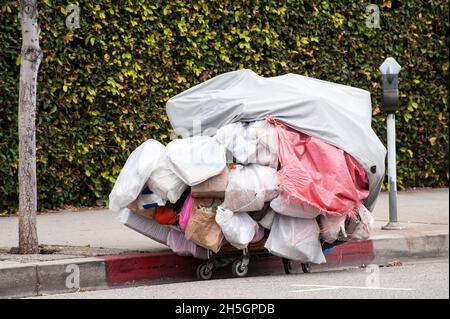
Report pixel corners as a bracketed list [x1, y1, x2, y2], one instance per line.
[270, 192, 323, 219]
[221, 123, 263, 165]
[109, 139, 165, 211]
[264, 214, 326, 264]
[214, 122, 247, 152]
[223, 164, 278, 212]
[215, 121, 278, 168]
[147, 154, 188, 204]
[215, 206, 258, 249]
[344, 204, 374, 241]
[166, 136, 226, 186]
[258, 207, 276, 230]
[251, 224, 265, 243]
[318, 213, 347, 243]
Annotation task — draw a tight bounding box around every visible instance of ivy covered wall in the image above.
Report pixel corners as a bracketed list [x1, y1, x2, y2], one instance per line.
[0, 0, 448, 213]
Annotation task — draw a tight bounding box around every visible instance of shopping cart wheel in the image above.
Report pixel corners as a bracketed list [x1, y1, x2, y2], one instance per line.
[196, 262, 213, 280]
[301, 263, 311, 274]
[231, 259, 248, 277]
[282, 258, 293, 274]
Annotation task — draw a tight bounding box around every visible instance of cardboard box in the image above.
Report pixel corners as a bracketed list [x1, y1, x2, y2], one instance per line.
[191, 167, 229, 198]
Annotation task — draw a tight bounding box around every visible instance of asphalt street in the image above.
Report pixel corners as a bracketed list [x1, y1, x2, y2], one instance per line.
[30, 257, 449, 299]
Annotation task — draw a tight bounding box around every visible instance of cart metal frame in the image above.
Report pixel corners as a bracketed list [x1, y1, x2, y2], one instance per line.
[195, 244, 314, 280]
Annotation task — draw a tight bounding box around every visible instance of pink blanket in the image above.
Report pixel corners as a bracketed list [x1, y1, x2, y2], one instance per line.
[267, 117, 369, 215]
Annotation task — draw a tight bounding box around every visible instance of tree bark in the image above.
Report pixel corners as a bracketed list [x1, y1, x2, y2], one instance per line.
[18, 0, 42, 254]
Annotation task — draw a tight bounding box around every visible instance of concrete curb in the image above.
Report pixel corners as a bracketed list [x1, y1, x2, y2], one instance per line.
[0, 257, 108, 298]
[371, 232, 449, 261]
[1, 232, 448, 299]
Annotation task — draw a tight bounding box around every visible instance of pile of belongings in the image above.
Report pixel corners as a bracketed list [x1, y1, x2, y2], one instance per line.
[110, 69, 386, 264]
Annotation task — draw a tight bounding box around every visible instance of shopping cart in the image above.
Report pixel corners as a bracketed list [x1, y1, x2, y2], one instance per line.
[194, 233, 337, 280]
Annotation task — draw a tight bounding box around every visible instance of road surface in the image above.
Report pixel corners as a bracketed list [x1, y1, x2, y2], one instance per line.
[30, 257, 448, 299]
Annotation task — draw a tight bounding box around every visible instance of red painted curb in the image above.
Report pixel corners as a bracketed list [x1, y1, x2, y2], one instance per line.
[325, 240, 375, 266]
[101, 240, 374, 285]
[101, 252, 199, 285]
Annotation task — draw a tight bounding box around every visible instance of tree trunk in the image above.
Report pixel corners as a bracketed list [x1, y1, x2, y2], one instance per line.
[18, 0, 42, 254]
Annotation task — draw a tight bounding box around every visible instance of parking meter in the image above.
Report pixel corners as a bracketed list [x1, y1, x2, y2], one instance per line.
[379, 57, 404, 230]
[380, 58, 401, 113]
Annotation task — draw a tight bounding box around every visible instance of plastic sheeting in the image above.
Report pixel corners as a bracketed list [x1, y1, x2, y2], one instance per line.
[269, 118, 369, 215]
[166, 69, 386, 211]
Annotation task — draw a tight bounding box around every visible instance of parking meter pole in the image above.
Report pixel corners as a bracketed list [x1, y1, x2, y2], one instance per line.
[382, 114, 403, 229]
[380, 57, 404, 230]
[386, 113, 398, 222]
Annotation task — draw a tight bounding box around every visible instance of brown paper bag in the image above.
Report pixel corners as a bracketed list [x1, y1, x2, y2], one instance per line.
[185, 198, 225, 253]
[191, 167, 229, 198]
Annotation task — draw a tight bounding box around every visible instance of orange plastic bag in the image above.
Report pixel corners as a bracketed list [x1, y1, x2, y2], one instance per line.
[154, 205, 177, 225]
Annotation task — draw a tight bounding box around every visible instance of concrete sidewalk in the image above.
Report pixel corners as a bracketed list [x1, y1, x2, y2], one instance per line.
[0, 188, 448, 298]
[1, 188, 448, 252]
[0, 189, 448, 252]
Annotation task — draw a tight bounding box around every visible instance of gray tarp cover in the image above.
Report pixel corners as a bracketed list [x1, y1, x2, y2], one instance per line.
[166, 69, 386, 211]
